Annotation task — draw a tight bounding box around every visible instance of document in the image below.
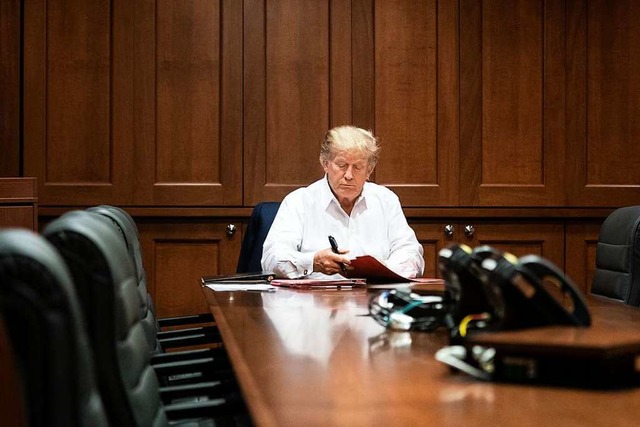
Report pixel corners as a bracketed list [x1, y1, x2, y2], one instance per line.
[344, 255, 443, 285]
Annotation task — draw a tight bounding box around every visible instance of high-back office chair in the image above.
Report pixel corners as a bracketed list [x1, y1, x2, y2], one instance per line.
[592, 205, 640, 306]
[86, 205, 220, 353]
[43, 211, 246, 426]
[236, 202, 281, 273]
[0, 313, 27, 426]
[86, 206, 232, 386]
[0, 229, 109, 427]
[87, 205, 162, 352]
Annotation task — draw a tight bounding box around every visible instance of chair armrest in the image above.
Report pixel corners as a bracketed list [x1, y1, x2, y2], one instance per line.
[159, 379, 238, 403]
[158, 312, 214, 328]
[156, 325, 219, 340]
[151, 347, 228, 365]
[163, 394, 247, 420]
[152, 357, 234, 379]
[157, 326, 222, 349]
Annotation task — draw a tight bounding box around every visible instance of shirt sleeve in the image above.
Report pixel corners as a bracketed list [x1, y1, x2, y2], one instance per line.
[382, 194, 425, 278]
[261, 195, 315, 279]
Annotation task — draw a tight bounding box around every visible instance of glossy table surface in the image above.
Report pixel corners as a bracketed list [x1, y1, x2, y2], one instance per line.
[202, 286, 640, 427]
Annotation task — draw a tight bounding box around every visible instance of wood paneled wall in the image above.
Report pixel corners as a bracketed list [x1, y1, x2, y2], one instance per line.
[0, 0, 21, 176]
[566, 0, 640, 205]
[137, 219, 242, 317]
[459, 0, 566, 206]
[0, 178, 38, 230]
[22, 0, 242, 206]
[1, 0, 636, 208]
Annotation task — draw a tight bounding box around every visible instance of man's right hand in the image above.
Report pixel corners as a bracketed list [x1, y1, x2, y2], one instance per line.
[313, 248, 350, 275]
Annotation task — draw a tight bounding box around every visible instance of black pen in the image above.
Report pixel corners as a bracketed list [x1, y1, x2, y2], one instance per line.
[328, 235, 347, 273]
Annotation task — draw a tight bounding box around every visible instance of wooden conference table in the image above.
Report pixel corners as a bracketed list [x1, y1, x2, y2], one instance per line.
[201, 284, 640, 427]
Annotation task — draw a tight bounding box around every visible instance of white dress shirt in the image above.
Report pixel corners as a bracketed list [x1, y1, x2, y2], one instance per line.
[261, 176, 425, 279]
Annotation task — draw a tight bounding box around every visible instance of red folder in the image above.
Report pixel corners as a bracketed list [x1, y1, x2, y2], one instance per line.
[271, 278, 366, 289]
[344, 255, 442, 285]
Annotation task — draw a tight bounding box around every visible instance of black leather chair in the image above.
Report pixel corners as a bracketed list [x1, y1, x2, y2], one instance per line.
[236, 202, 280, 273]
[86, 205, 221, 353]
[86, 205, 233, 386]
[43, 211, 247, 426]
[592, 206, 640, 306]
[0, 312, 28, 426]
[0, 229, 109, 427]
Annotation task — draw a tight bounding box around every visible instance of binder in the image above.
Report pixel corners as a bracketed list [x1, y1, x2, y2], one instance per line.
[200, 271, 275, 285]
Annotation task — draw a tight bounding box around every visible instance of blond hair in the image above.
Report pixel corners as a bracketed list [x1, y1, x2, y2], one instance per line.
[319, 125, 380, 170]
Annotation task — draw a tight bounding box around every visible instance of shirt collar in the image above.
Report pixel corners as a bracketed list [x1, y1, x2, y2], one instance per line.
[320, 175, 335, 211]
[320, 175, 368, 212]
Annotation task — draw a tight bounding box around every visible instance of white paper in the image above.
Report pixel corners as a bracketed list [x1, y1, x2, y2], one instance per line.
[205, 283, 276, 292]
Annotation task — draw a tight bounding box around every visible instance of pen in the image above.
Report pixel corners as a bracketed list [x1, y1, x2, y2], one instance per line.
[328, 235, 348, 273]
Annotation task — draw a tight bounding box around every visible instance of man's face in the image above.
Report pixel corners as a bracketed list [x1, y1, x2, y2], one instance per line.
[323, 151, 372, 204]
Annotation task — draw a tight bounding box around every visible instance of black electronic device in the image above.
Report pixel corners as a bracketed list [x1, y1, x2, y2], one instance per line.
[478, 254, 591, 330]
[437, 244, 503, 326]
[368, 289, 447, 331]
[437, 244, 591, 343]
[436, 325, 640, 389]
[436, 251, 601, 388]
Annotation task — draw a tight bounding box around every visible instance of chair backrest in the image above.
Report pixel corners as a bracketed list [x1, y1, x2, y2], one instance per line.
[43, 211, 168, 427]
[236, 202, 281, 273]
[87, 205, 162, 353]
[592, 206, 640, 306]
[0, 229, 109, 427]
[0, 313, 27, 427]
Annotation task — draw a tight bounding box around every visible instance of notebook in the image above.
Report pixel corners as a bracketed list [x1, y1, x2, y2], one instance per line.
[200, 271, 275, 285]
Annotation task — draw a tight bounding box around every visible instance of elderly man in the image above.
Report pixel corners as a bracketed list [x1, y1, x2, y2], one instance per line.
[261, 125, 424, 279]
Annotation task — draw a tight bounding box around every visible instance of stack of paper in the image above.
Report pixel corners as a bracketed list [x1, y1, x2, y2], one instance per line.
[205, 283, 276, 292]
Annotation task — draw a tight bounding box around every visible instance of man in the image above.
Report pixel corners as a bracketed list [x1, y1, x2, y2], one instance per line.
[261, 125, 424, 279]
